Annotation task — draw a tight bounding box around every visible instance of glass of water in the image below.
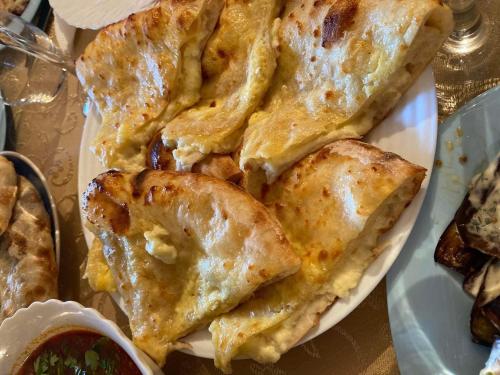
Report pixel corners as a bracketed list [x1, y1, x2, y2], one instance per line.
[0, 10, 75, 106]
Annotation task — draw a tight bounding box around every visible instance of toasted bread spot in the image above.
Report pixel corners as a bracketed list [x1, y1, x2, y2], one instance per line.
[322, 0, 359, 48]
[147, 131, 176, 171]
[318, 250, 328, 261]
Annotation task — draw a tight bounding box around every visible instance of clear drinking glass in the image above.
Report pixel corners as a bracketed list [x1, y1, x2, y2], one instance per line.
[0, 11, 75, 106]
[434, 0, 500, 119]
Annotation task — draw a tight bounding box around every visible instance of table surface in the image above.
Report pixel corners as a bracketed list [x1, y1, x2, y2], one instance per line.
[5, 2, 500, 373]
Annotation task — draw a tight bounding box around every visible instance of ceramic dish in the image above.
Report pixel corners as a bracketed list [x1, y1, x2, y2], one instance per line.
[77, 66, 438, 358]
[0, 97, 6, 151]
[387, 85, 500, 374]
[19, 0, 42, 23]
[1, 151, 60, 266]
[0, 299, 163, 374]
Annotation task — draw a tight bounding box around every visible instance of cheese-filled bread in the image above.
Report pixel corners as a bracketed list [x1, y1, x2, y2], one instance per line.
[159, 0, 282, 171]
[239, 0, 452, 187]
[76, 0, 224, 171]
[82, 170, 300, 366]
[210, 140, 426, 372]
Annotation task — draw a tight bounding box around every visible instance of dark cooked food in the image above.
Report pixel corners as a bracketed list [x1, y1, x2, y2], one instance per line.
[471, 301, 499, 346]
[435, 152, 500, 346]
[435, 221, 489, 276]
[455, 155, 500, 257]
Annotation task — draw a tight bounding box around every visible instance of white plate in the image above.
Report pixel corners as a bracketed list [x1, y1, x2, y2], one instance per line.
[78, 66, 437, 359]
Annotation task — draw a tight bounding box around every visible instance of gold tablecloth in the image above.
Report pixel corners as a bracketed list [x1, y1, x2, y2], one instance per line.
[8, 2, 500, 371]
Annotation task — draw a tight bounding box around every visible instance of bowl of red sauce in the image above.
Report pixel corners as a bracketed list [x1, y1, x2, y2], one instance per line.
[0, 300, 163, 375]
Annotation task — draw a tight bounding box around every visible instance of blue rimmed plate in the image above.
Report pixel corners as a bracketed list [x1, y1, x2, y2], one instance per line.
[20, 0, 42, 23]
[0, 96, 5, 150]
[387, 85, 500, 375]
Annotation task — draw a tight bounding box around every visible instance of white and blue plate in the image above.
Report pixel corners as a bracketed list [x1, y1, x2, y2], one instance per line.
[388, 85, 500, 375]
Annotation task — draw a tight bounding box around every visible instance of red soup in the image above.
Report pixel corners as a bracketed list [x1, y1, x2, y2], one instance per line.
[16, 329, 142, 375]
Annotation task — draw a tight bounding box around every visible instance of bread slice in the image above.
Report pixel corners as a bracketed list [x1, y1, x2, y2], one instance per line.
[210, 140, 426, 372]
[0, 176, 57, 323]
[76, 0, 224, 171]
[82, 170, 300, 366]
[239, 0, 452, 185]
[160, 0, 282, 171]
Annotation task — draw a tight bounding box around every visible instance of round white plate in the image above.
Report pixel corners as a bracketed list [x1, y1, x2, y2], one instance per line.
[78, 66, 438, 359]
[387, 85, 500, 375]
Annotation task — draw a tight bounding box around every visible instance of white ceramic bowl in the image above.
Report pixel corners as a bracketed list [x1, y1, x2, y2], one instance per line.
[0, 299, 163, 375]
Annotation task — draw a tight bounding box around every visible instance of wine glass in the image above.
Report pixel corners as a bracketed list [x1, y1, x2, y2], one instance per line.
[0, 11, 75, 106]
[434, 0, 500, 119]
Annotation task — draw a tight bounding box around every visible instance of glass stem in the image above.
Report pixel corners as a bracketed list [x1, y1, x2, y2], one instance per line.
[447, 0, 482, 40]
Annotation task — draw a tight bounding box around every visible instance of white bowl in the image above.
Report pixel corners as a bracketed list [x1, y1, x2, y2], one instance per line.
[0, 299, 163, 375]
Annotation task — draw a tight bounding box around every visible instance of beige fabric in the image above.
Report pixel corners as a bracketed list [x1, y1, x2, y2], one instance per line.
[240, 0, 453, 185]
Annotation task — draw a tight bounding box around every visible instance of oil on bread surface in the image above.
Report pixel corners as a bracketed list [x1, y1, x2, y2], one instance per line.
[76, 0, 224, 171]
[82, 170, 300, 366]
[240, 0, 452, 184]
[0, 176, 57, 322]
[160, 0, 282, 171]
[210, 140, 426, 372]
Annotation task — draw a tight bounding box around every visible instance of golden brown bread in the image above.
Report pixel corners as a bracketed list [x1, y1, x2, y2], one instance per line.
[76, 0, 224, 170]
[83, 170, 300, 366]
[159, 0, 282, 171]
[210, 140, 426, 372]
[0, 176, 57, 323]
[239, 0, 452, 185]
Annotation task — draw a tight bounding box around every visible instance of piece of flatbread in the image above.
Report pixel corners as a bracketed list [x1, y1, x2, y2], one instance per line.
[0, 156, 17, 235]
[83, 170, 300, 366]
[159, 0, 282, 171]
[76, 0, 224, 170]
[239, 0, 452, 187]
[0, 176, 57, 323]
[210, 140, 426, 372]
